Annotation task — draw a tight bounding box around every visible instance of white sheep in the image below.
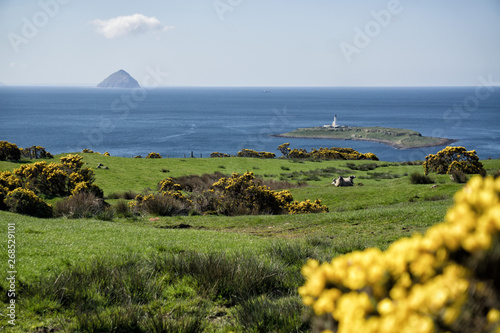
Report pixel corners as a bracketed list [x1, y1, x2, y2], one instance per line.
[332, 175, 356, 187]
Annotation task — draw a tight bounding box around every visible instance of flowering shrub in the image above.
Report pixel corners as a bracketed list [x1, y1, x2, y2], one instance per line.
[286, 146, 379, 161]
[104, 152, 110, 156]
[278, 143, 292, 158]
[60, 154, 84, 170]
[0, 141, 21, 161]
[423, 146, 484, 175]
[0, 171, 21, 210]
[0, 171, 21, 191]
[210, 172, 292, 215]
[288, 199, 329, 214]
[4, 188, 53, 218]
[13, 162, 57, 195]
[299, 176, 500, 333]
[211, 152, 230, 158]
[158, 178, 182, 192]
[237, 149, 276, 158]
[12, 155, 99, 197]
[71, 181, 104, 198]
[209, 172, 328, 216]
[146, 152, 162, 159]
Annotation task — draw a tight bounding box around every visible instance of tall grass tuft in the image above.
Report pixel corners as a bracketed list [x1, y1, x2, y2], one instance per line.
[152, 251, 290, 302]
[268, 240, 317, 267]
[146, 311, 207, 333]
[450, 169, 469, 183]
[234, 294, 310, 332]
[54, 192, 107, 218]
[74, 304, 146, 332]
[22, 251, 304, 331]
[27, 255, 163, 310]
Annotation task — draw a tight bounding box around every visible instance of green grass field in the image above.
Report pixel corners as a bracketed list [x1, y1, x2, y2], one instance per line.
[1, 154, 499, 332]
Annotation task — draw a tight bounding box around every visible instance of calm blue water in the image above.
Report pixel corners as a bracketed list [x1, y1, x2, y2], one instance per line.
[0, 86, 499, 161]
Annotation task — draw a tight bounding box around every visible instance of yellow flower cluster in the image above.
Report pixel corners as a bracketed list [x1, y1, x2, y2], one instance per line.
[299, 176, 500, 333]
[145, 152, 162, 159]
[81, 148, 102, 154]
[60, 154, 85, 170]
[70, 181, 103, 198]
[210, 152, 230, 158]
[287, 147, 379, 161]
[0, 154, 104, 217]
[4, 187, 53, 218]
[237, 149, 276, 158]
[288, 199, 329, 214]
[0, 141, 21, 161]
[211, 172, 328, 215]
[210, 172, 290, 215]
[423, 146, 484, 175]
[158, 178, 182, 192]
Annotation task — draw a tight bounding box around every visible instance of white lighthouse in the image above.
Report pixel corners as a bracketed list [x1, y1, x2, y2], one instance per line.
[333, 114, 337, 128]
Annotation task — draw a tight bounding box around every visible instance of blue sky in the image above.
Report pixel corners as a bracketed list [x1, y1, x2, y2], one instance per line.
[1, 0, 499, 86]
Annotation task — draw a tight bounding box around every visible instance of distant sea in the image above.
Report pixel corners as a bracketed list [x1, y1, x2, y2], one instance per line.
[0, 86, 499, 162]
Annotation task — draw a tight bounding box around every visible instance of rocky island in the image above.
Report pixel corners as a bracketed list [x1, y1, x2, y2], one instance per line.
[275, 115, 457, 149]
[97, 69, 140, 88]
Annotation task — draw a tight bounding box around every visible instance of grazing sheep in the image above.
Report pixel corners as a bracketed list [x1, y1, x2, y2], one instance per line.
[332, 175, 356, 187]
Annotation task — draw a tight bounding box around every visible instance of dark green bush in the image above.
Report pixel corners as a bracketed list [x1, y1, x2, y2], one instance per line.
[114, 200, 134, 218]
[409, 172, 435, 184]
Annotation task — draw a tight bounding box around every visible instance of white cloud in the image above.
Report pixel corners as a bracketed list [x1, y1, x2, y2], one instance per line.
[9, 62, 16, 68]
[90, 14, 174, 39]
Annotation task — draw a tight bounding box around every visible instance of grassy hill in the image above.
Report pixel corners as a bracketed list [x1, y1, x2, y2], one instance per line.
[1, 154, 499, 332]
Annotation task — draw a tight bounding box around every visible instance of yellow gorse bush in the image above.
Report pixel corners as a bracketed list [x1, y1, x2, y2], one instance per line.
[210, 172, 328, 215]
[237, 149, 276, 158]
[4, 188, 53, 218]
[287, 147, 379, 161]
[158, 178, 182, 192]
[145, 152, 162, 159]
[210, 152, 230, 158]
[1, 154, 104, 217]
[0, 141, 21, 161]
[299, 176, 500, 333]
[423, 146, 484, 175]
[288, 199, 329, 214]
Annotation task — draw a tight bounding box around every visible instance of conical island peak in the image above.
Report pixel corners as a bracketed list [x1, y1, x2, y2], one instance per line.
[97, 69, 140, 88]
